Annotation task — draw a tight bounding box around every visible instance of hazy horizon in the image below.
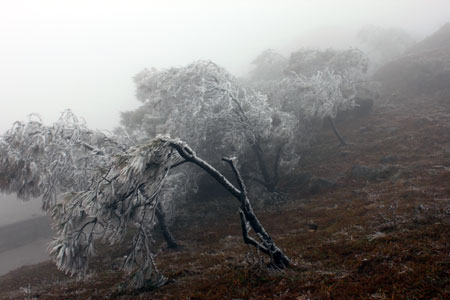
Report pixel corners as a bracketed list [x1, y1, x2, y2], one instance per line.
[1, 0, 450, 134]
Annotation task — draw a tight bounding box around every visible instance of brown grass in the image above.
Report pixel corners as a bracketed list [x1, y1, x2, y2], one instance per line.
[1, 96, 449, 300]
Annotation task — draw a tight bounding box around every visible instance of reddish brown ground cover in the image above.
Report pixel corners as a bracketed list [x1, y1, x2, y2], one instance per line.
[1, 95, 449, 300]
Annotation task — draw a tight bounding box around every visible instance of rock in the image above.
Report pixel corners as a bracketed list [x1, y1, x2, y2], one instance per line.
[285, 172, 313, 190]
[351, 165, 399, 181]
[379, 154, 398, 163]
[308, 176, 336, 194]
[359, 126, 369, 133]
[351, 165, 377, 179]
[385, 127, 398, 135]
[352, 188, 369, 197]
[353, 98, 374, 117]
[297, 172, 313, 188]
[335, 98, 374, 121]
[307, 222, 318, 232]
[414, 117, 434, 126]
[413, 214, 432, 225]
[377, 222, 396, 232]
[376, 165, 399, 179]
[340, 150, 351, 157]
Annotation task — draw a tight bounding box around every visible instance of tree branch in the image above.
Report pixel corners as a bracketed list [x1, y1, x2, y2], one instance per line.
[238, 210, 270, 255]
[168, 140, 242, 200]
[327, 116, 347, 146]
[222, 157, 247, 198]
[169, 159, 187, 169]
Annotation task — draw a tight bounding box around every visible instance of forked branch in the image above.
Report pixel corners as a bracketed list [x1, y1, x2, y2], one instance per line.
[168, 139, 290, 268]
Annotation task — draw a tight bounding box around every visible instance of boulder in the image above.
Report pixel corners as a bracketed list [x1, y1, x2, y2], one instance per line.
[351, 164, 398, 181]
[308, 176, 336, 194]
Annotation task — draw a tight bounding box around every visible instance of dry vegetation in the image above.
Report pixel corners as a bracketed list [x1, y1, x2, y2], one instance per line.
[1, 94, 450, 299]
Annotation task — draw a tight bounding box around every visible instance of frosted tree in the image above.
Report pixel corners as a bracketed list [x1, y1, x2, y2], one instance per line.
[0, 110, 178, 249]
[122, 61, 299, 196]
[285, 48, 372, 102]
[271, 48, 373, 145]
[0, 110, 118, 209]
[275, 70, 353, 145]
[51, 135, 290, 288]
[248, 48, 288, 81]
[285, 48, 369, 79]
[0, 114, 291, 289]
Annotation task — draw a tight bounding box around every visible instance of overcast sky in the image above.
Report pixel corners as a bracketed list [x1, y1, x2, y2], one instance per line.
[1, 0, 450, 134]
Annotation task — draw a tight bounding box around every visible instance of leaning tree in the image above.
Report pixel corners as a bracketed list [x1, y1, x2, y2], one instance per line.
[122, 60, 299, 196]
[0, 111, 121, 209]
[0, 112, 290, 289]
[0, 110, 179, 250]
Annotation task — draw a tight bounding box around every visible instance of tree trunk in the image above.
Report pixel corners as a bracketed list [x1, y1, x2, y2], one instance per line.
[169, 140, 290, 269]
[251, 143, 273, 188]
[327, 116, 347, 146]
[155, 203, 178, 249]
[251, 141, 279, 193]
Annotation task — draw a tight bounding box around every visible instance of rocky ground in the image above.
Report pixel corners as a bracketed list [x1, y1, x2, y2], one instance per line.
[0, 92, 449, 300]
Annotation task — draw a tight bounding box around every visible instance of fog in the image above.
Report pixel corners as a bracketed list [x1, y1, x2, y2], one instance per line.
[1, 0, 450, 276]
[1, 0, 450, 134]
[0, 195, 44, 227]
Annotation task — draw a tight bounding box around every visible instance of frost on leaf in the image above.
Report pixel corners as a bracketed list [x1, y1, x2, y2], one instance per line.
[49, 135, 182, 288]
[0, 110, 124, 210]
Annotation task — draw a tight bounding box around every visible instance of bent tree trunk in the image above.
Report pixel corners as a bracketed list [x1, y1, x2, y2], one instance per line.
[169, 140, 290, 268]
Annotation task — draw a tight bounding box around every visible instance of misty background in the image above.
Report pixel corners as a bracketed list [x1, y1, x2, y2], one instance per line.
[1, 0, 450, 133]
[1, 0, 450, 275]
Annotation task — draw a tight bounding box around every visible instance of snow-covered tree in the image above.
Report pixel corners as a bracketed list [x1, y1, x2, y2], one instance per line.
[1, 112, 179, 247]
[275, 70, 354, 145]
[285, 48, 370, 102]
[0, 113, 290, 289]
[248, 49, 288, 81]
[286, 48, 369, 79]
[268, 48, 373, 145]
[0, 110, 123, 210]
[122, 61, 299, 195]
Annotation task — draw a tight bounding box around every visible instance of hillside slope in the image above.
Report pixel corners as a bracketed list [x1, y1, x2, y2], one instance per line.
[374, 23, 450, 97]
[0, 97, 449, 299]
